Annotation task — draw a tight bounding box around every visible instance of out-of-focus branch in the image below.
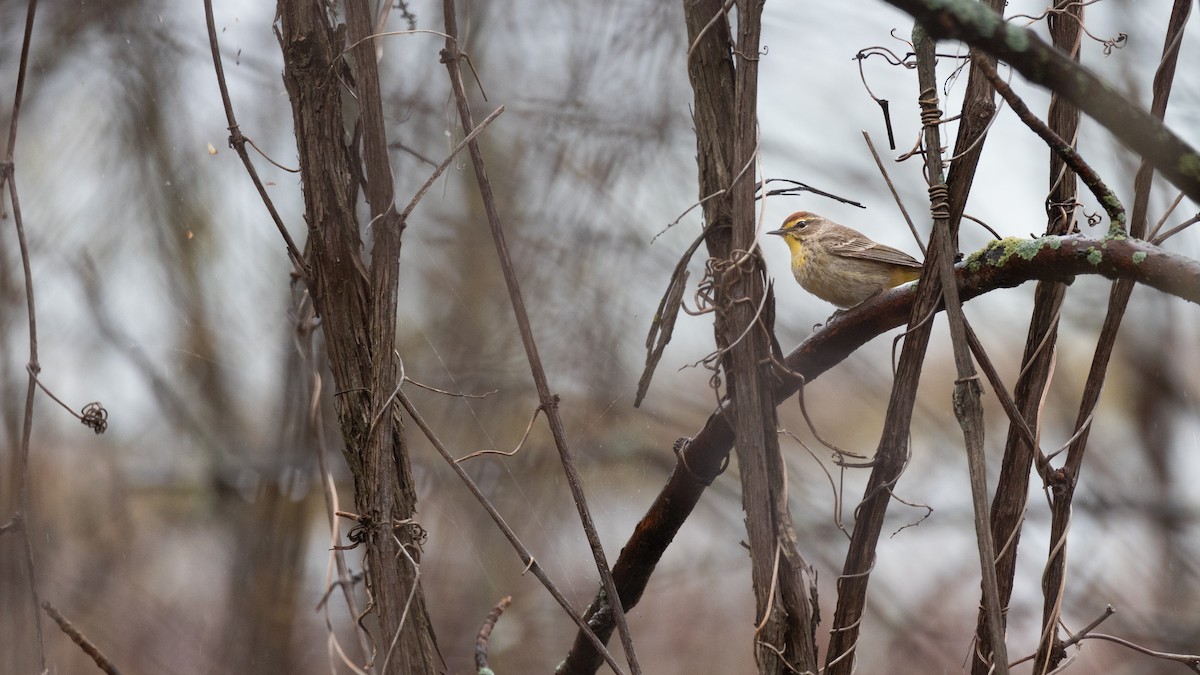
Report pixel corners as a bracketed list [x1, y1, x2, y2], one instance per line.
[474, 596, 512, 672]
[42, 602, 123, 675]
[881, 0, 1200, 205]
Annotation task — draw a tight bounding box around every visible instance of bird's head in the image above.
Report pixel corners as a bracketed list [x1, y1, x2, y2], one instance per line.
[767, 211, 825, 244]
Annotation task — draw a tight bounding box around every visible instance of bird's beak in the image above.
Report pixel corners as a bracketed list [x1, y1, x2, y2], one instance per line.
[766, 228, 786, 237]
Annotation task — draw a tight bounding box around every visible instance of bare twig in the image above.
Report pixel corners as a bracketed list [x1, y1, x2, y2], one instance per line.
[402, 377, 496, 399]
[1148, 191, 1185, 241]
[455, 404, 542, 462]
[1079, 634, 1200, 672]
[862, 130, 925, 256]
[1061, 604, 1116, 648]
[962, 323, 1051, 481]
[337, 28, 453, 62]
[756, 178, 866, 208]
[42, 602, 123, 675]
[474, 596, 513, 671]
[202, 0, 307, 279]
[378, 538, 423, 675]
[397, 105, 504, 224]
[25, 365, 107, 433]
[244, 136, 299, 173]
[685, 0, 736, 61]
[1151, 211, 1200, 246]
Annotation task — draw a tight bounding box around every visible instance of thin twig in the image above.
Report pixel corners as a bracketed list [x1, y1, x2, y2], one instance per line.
[378, 535, 422, 675]
[403, 377, 496, 399]
[202, 0, 308, 279]
[398, 105, 504, 223]
[1152, 211, 1200, 246]
[1060, 605, 1115, 648]
[455, 405, 543, 462]
[1147, 191, 1185, 241]
[686, 0, 736, 61]
[244, 136, 299, 173]
[338, 28, 453, 62]
[962, 322, 1051, 481]
[1079, 634, 1200, 672]
[862, 130, 926, 256]
[42, 602, 123, 675]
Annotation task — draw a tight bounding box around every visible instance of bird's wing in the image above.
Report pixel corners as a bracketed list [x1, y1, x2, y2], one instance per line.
[832, 238, 923, 268]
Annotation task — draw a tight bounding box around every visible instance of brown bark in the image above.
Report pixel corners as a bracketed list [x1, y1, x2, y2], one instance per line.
[682, 1, 818, 672]
[277, 2, 438, 672]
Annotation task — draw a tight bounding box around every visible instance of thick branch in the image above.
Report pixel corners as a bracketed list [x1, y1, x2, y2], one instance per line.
[277, 2, 437, 671]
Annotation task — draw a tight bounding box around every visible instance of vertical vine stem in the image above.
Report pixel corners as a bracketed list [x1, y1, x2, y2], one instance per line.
[912, 27, 1010, 675]
[1, 1, 47, 671]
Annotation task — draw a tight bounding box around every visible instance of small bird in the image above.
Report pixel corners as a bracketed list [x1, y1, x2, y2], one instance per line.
[767, 211, 923, 308]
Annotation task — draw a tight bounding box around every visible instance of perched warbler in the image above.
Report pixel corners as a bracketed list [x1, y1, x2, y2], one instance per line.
[767, 211, 923, 308]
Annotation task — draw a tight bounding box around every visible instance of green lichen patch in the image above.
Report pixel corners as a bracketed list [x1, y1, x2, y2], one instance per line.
[1180, 152, 1200, 180]
[1132, 251, 1147, 265]
[965, 236, 1057, 271]
[1086, 247, 1103, 266]
[937, 0, 1004, 37]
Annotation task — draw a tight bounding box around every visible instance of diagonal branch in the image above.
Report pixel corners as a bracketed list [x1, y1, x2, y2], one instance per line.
[439, 3, 640, 674]
[973, 56, 1124, 228]
[396, 390, 625, 674]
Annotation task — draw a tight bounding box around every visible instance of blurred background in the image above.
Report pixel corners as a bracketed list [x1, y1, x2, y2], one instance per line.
[1, 1, 1198, 673]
